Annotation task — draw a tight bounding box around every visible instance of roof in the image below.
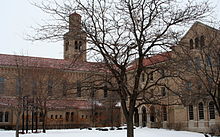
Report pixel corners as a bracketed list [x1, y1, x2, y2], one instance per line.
[0, 54, 106, 72]
[0, 97, 101, 110]
[127, 52, 171, 71]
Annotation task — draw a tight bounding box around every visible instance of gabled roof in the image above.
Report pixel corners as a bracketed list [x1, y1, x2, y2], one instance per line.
[0, 54, 106, 72]
[127, 52, 171, 71]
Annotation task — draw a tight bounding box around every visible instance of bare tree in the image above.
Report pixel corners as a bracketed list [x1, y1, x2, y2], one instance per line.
[29, 0, 211, 137]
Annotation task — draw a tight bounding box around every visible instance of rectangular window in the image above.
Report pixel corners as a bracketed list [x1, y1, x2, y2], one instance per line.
[104, 85, 108, 98]
[161, 87, 166, 96]
[0, 112, 3, 122]
[189, 105, 194, 120]
[0, 77, 5, 94]
[142, 73, 145, 82]
[5, 112, 9, 122]
[66, 112, 69, 121]
[185, 81, 192, 91]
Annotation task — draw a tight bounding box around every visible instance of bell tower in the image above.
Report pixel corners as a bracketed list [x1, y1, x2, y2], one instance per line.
[64, 13, 86, 62]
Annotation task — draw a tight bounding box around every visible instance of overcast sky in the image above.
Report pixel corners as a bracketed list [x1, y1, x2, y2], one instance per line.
[0, 0, 219, 59]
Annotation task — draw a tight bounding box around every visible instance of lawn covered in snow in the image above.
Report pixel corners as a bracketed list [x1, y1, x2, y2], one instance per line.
[0, 127, 209, 137]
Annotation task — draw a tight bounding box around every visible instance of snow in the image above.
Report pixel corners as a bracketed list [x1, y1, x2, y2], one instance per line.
[0, 127, 209, 137]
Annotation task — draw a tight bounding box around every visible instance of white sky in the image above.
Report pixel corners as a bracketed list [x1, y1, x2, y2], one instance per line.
[0, 0, 219, 59]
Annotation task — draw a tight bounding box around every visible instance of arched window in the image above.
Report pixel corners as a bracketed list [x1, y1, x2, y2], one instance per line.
[142, 107, 147, 127]
[5, 112, 9, 122]
[75, 41, 78, 50]
[200, 35, 205, 48]
[65, 112, 70, 121]
[188, 105, 194, 120]
[195, 37, 199, 49]
[79, 41, 82, 50]
[189, 39, 194, 49]
[198, 102, 204, 120]
[150, 106, 155, 122]
[142, 73, 145, 82]
[209, 101, 215, 119]
[162, 106, 167, 121]
[71, 112, 74, 121]
[0, 112, 3, 122]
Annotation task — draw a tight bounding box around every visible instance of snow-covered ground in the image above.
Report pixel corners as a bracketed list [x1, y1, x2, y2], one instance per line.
[0, 127, 209, 137]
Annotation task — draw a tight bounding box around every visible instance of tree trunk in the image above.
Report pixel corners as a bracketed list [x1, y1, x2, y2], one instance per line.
[126, 115, 134, 137]
[15, 110, 21, 137]
[42, 110, 47, 133]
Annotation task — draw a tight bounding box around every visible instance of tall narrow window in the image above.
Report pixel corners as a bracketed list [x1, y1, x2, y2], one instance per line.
[142, 73, 145, 82]
[189, 39, 194, 49]
[71, 112, 74, 121]
[189, 105, 194, 120]
[0, 112, 3, 122]
[79, 41, 82, 51]
[161, 87, 166, 96]
[0, 77, 5, 94]
[75, 41, 78, 50]
[195, 37, 199, 49]
[5, 112, 9, 122]
[209, 101, 215, 119]
[200, 36, 205, 48]
[77, 81, 81, 97]
[65, 112, 70, 121]
[48, 80, 53, 96]
[104, 85, 108, 98]
[198, 102, 204, 120]
[162, 107, 167, 121]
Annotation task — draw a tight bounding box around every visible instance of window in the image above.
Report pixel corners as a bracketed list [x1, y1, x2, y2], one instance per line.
[160, 69, 165, 77]
[198, 102, 204, 120]
[75, 41, 78, 50]
[162, 107, 167, 121]
[206, 56, 212, 66]
[161, 87, 166, 96]
[194, 57, 201, 69]
[189, 39, 194, 49]
[5, 112, 9, 122]
[51, 115, 54, 119]
[149, 73, 153, 81]
[200, 36, 205, 48]
[185, 81, 192, 91]
[55, 115, 58, 119]
[71, 112, 74, 121]
[48, 80, 53, 96]
[188, 105, 194, 120]
[195, 37, 199, 49]
[0, 112, 3, 122]
[77, 81, 81, 97]
[60, 115, 62, 119]
[142, 73, 145, 82]
[209, 101, 215, 119]
[104, 85, 108, 98]
[79, 41, 82, 50]
[0, 77, 5, 94]
[91, 85, 95, 98]
[65, 112, 70, 121]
